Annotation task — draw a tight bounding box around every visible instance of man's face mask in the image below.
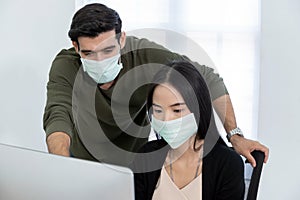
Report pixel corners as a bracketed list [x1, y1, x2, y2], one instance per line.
[151, 113, 198, 149]
[81, 53, 123, 84]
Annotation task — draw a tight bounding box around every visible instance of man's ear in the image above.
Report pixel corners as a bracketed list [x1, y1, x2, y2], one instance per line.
[72, 41, 79, 53]
[119, 31, 126, 49]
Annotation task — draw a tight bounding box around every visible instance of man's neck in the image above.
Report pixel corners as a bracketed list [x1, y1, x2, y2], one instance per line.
[98, 80, 115, 90]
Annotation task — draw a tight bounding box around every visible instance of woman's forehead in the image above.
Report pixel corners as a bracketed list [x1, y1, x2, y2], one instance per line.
[152, 84, 185, 105]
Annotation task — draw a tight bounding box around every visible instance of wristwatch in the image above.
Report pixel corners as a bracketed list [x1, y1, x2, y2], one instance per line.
[226, 127, 244, 142]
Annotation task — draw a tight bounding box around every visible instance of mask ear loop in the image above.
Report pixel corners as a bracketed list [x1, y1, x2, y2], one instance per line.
[146, 105, 161, 140]
[118, 44, 122, 64]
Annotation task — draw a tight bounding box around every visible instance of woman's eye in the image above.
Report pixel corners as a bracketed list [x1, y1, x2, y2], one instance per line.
[153, 109, 162, 114]
[173, 109, 183, 113]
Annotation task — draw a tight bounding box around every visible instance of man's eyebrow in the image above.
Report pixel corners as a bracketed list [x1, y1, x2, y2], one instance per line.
[80, 45, 116, 53]
[80, 49, 92, 53]
[100, 45, 116, 51]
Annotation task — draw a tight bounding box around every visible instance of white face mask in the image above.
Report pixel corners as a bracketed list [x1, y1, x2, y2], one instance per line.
[151, 113, 198, 149]
[80, 53, 123, 84]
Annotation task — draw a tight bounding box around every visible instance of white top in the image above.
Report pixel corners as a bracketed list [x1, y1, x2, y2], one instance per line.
[152, 166, 202, 200]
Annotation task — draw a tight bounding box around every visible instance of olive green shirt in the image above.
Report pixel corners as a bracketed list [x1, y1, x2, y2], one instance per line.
[43, 36, 228, 164]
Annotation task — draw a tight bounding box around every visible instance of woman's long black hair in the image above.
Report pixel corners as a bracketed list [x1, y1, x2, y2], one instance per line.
[147, 60, 218, 151]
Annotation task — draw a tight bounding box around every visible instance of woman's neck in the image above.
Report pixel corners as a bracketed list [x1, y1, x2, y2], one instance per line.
[166, 136, 204, 164]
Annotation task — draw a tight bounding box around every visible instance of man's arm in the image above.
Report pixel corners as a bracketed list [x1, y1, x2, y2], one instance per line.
[46, 132, 71, 157]
[213, 94, 269, 167]
[43, 48, 79, 157]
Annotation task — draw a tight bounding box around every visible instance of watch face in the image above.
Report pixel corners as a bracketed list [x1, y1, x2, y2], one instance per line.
[227, 127, 243, 142]
[230, 127, 242, 135]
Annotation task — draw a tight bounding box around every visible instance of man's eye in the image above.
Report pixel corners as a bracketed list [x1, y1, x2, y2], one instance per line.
[84, 52, 95, 57]
[103, 49, 113, 54]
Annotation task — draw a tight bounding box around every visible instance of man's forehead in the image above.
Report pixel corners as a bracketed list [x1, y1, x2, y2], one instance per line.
[78, 31, 118, 51]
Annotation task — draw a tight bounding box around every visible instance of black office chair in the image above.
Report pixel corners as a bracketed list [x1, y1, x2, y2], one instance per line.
[246, 150, 265, 200]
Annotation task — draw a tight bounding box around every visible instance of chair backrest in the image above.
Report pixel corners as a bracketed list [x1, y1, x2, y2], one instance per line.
[246, 150, 265, 200]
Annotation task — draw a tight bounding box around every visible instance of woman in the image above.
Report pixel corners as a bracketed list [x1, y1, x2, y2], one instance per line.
[133, 60, 245, 200]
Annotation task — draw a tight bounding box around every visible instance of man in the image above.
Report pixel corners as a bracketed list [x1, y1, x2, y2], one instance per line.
[43, 3, 268, 167]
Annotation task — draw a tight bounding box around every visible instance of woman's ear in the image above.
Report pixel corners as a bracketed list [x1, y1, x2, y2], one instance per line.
[119, 31, 126, 49]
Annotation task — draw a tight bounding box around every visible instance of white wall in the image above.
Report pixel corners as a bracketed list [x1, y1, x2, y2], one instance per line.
[0, 0, 74, 151]
[259, 0, 300, 199]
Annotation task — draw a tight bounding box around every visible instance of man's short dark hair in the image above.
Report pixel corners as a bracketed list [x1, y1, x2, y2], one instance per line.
[68, 3, 122, 43]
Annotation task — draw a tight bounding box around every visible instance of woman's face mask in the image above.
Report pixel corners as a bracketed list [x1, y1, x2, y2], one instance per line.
[81, 53, 123, 84]
[151, 113, 198, 149]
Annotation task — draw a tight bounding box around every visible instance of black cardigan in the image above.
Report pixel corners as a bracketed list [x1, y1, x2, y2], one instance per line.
[132, 138, 245, 200]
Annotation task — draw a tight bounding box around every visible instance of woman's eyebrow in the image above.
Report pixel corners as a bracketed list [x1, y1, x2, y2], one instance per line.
[152, 103, 162, 108]
[170, 103, 186, 107]
[152, 103, 186, 107]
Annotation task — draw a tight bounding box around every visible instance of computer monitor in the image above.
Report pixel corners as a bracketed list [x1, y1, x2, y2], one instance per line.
[0, 143, 134, 200]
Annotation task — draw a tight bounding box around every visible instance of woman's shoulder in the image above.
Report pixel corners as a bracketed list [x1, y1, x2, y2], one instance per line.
[138, 139, 169, 153]
[203, 141, 245, 199]
[131, 139, 168, 174]
[206, 141, 244, 166]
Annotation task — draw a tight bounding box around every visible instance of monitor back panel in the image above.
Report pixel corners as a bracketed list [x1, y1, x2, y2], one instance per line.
[0, 143, 134, 200]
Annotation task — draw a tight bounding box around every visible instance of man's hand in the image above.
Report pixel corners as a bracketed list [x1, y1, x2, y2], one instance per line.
[230, 135, 269, 167]
[46, 132, 71, 157]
